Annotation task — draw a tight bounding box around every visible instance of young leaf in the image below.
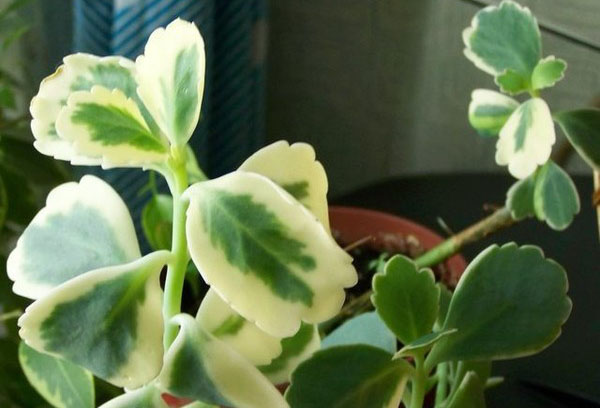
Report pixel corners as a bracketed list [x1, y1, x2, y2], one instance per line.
[19, 341, 95, 408]
[496, 98, 556, 179]
[184, 171, 356, 337]
[286, 345, 410, 408]
[463, 1, 541, 78]
[495, 69, 530, 95]
[372, 255, 440, 345]
[436, 283, 452, 330]
[98, 385, 167, 408]
[533, 161, 580, 230]
[135, 19, 205, 146]
[196, 289, 282, 366]
[142, 194, 174, 251]
[468, 89, 519, 137]
[445, 372, 486, 408]
[427, 243, 571, 366]
[531, 56, 567, 91]
[239, 141, 330, 231]
[157, 314, 287, 408]
[30, 53, 148, 165]
[18, 251, 169, 389]
[258, 322, 320, 385]
[554, 109, 600, 170]
[7, 175, 141, 299]
[321, 311, 396, 354]
[55, 86, 169, 167]
[506, 173, 536, 220]
[186, 146, 207, 183]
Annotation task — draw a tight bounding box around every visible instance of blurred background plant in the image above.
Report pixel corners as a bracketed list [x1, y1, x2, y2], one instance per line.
[0, 0, 70, 406]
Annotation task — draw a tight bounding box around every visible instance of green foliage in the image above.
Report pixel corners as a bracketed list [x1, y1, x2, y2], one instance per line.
[372, 255, 439, 345]
[445, 372, 486, 408]
[19, 341, 94, 408]
[321, 312, 396, 354]
[98, 385, 166, 408]
[554, 109, 600, 170]
[428, 243, 571, 366]
[286, 345, 409, 408]
[531, 57, 567, 91]
[533, 161, 580, 230]
[506, 173, 536, 220]
[141, 194, 173, 251]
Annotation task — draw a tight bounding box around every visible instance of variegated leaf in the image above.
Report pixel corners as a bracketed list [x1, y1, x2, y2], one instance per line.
[239, 141, 330, 231]
[468, 89, 518, 137]
[496, 98, 556, 179]
[19, 341, 95, 408]
[533, 161, 580, 230]
[184, 172, 356, 337]
[531, 56, 566, 91]
[157, 314, 288, 408]
[99, 386, 167, 408]
[7, 175, 140, 299]
[136, 19, 205, 146]
[258, 323, 320, 385]
[196, 289, 282, 366]
[56, 86, 169, 167]
[30, 53, 157, 165]
[463, 1, 541, 78]
[18, 251, 169, 389]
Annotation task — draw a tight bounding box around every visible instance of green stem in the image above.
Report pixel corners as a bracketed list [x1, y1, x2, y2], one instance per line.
[415, 207, 513, 269]
[331, 207, 515, 324]
[162, 150, 190, 349]
[410, 353, 427, 408]
[434, 363, 448, 407]
[0, 309, 22, 322]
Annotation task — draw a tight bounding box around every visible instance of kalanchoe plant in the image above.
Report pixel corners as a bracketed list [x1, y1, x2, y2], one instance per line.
[4, 2, 600, 408]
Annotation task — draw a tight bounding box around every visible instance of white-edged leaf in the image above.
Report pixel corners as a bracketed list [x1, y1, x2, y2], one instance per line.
[56, 86, 169, 168]
[463, 0, 541, 77]
[533, 161, 580, 230]
[7, 175, 140, 299]
[18, 251, 169, 389]
[321, 312, 396, 354]
[496, 98, 555, 179]
[258, 323, 320, 385]
[157, 314, 288, 408]
[196, 289, 282, 366]
[468, 89, 518, 137]
[506, 173, 536, 220]
[30, 53, 154, 165]
[239, 141, 330, 231]
[19, 341, 94, 408]
[99, 386, 167, 408]
[135, 19, 205, 146]
[184, 171, 357, 337]
[531, 56, 567, 91]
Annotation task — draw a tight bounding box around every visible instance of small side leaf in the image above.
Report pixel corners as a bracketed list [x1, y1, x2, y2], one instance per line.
[533, 161, 580, 230]
[56, 86, 169, 167]
[18, 251, 169, 389]
[142, 194, 173, 251]
[428, 243, 571, 366]
[258, 322, 320, 385]
[19, 341, 95, 408]
[506, 173, 536, 220]
[446, 372, 486, 408]
[98, 385, 167, 408]
[7, 175, 141, 299]
[157, 314, 287, 408]
[239, 141, 330, 231]
[395, 329, 457, 358]
[286, 345, 410, 408]
[496, 98, 556, 179]
[184, 171, 356, 337]
[135, 19, 205, 146]
[554, 109, 600, 170]
[494, 69, 530, 95]
[372, 255, 440, 345]
[321, 311, 396, 354]
[468, 89, 519, 137]
[531, 56, 566, 91]
[196, 289, 282, 366]
[463, 1, 541, 77]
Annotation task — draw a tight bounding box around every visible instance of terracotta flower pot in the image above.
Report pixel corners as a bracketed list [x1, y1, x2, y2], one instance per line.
[329, 206, 467, 285]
